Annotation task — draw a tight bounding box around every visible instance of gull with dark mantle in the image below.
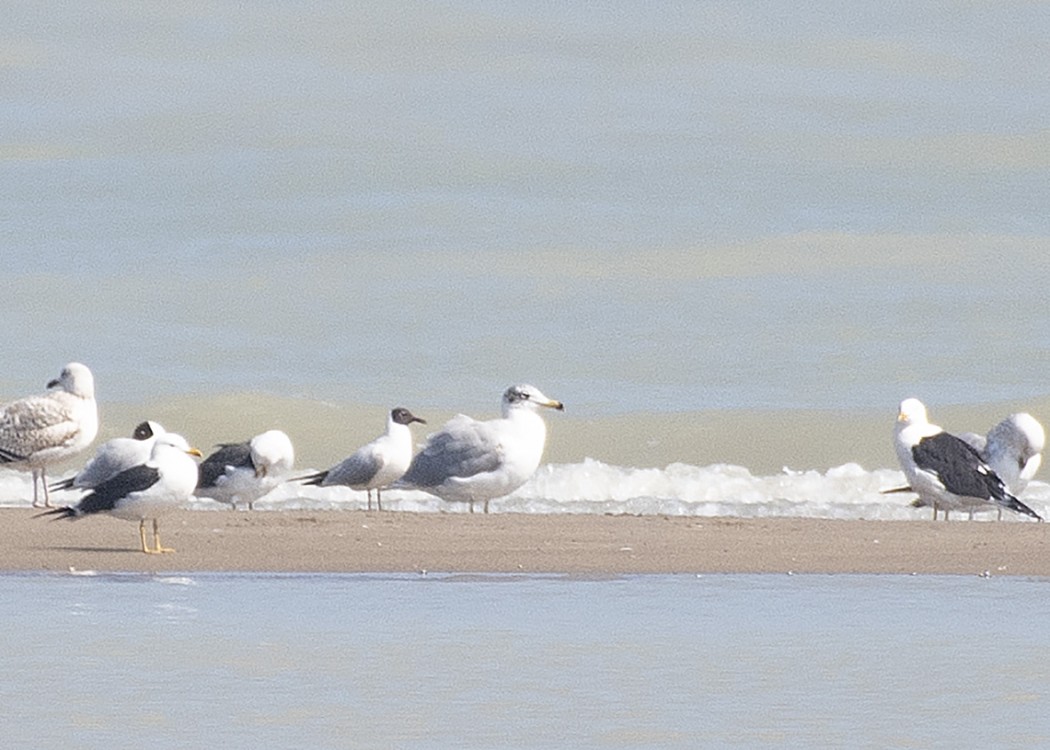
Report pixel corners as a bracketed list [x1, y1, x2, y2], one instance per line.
[394, 384, 564, 513]
[38, 432, 203, 553]
[892, 398, 1041, 521]
[298, 407, 426, 511]
[196, 430, 295, 510]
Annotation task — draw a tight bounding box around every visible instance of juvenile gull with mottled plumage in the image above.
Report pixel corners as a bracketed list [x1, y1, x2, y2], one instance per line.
[0, 362, 99, 508]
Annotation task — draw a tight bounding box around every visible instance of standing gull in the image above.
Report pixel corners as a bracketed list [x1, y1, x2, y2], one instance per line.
[0, 362, 99, 508]
[892, 398, 1041, 521]
[394, 384, 564, 513]
[196, 430, 295, 510]
[50, 420, 166, 492]
[37, 433, 202, 554]
[885, 412, 1044, 519]
[299, 408, 426, 511]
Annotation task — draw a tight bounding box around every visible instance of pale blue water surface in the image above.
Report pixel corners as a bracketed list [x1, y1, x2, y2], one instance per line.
[4, 572, 1050, 748]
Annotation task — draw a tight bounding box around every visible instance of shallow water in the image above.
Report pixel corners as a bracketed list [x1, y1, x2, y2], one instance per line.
[5, 572, 1050, 748]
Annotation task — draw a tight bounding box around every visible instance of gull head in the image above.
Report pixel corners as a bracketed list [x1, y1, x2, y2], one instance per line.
[391, 407, 426, 426]
[249, 430, 295, 478]
[502, 384, 565, 416]
[132, 420, 166, 441]
[47, 362, 95, 400]
[897, 398, 928, 426]
[151, 432, 202, 459]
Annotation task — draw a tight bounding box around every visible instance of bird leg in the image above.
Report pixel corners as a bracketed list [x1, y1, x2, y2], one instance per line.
[149, 519, 174, 554]
[483, 499, 490, 514]
[139, 520, 150, 553]
[31, 469, 50, 508]
[376, 488, 383, 512]
[367, 489, 373, 511]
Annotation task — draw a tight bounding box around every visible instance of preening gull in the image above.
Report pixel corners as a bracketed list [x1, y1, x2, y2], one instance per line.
[960, 412, 1044, 495]
[37, 433, 202, 554]
[196, 429, 295, 510]
[892, 398, 1041, 521]
[0, 362, 99, 508]
[50, 420, 166, 492]
[299, 407, 426, 511]
[394, 384, 564, 513]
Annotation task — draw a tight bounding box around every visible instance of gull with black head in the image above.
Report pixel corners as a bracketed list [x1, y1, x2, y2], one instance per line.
[299, 407, 426, 511]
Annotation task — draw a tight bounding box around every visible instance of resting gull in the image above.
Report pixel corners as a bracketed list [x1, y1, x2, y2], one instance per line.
[299, 407, 426, 511]
[394, 384, 563, 513]
[892, 398, 1041, 521]
[0, 362, 99, 508]
[885, 411, 1044, 519]
[38, 432, 202, 554]
[196, 429, 295, 510]
[50, 420, 166, 492]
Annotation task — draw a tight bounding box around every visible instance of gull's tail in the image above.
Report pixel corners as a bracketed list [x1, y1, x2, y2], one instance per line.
[48, 477, 76, 492]
[33, 506, 77, 521]
[295, 471, 329, 486]
[998, 493, 1042, 522]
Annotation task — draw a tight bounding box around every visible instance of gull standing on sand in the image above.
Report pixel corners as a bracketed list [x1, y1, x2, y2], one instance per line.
[196, 429, 295, 510]
[886, 411, 1044, 519]
[0, 362, 99, 508]
[892, 398, 1041, 521]
[394, 384, 564, 513]
[38, 432, 202, 554]
[50, 420, 166, 492]
[298, 407, 426, 511]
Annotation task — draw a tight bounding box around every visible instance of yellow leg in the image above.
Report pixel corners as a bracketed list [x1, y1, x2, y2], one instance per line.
[139, 519, 151, 553]
[151, 519, 175, 554]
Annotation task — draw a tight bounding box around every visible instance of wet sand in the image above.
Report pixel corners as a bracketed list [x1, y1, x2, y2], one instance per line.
[5, 508, 1050, 577]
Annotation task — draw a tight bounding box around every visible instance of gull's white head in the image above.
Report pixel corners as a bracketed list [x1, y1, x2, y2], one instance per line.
[249, 430, 295, 478]
[1006, 413, 1046, 455]
[48, 362, 95, 400]
[151, 432, 202, 458]
[501, 384, 565, 417]
[897, 398, 928, 426]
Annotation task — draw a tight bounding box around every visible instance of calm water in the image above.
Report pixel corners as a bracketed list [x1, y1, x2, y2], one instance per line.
[3, 2, 1050, 420]
[4, 572, 1050, 748]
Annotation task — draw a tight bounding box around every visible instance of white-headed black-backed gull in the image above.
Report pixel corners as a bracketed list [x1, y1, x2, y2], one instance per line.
[50, 420, 166, 493]
[38, 433, 202, 554]
[195, 429, 295, 510]
[0, 362, 99, 508]
[299, 407, 426, 511]
[892, 398, 1041, 521]
[393, 384, 563, 513]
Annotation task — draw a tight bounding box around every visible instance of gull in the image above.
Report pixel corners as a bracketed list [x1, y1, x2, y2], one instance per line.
[196, 429, 295, 510]
[394, 384, 564, 513]
[299, 407, 426, 511]
[50, 420, 166, 492]
[37, 433, 202, 554]
[892, 398, 1041, 521]
[885, 411, 1044, 519]
[959, 413, 1044, 495]
[0, 362, 99, 508]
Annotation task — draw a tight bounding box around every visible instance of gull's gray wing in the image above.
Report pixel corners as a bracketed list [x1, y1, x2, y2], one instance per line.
[73, 437, 152, 488]
[400, 415, 503, 488]
[323, 447, 383, 488]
